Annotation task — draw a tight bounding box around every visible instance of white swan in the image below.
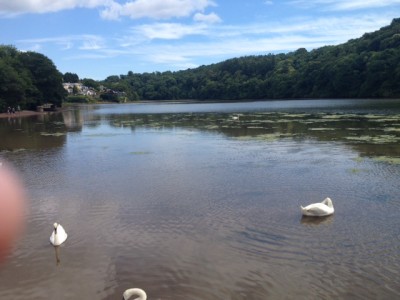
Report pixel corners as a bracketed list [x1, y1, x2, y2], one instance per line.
[301, 197, 334, 217]
[50, 223, 68, 246]
[123, 288, 147, 300]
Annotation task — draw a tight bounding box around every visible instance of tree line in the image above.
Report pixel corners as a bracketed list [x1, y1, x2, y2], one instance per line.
[101, 18, 400, 101]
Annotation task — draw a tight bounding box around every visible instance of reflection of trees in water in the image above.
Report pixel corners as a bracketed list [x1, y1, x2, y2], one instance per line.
[0, 114, 67, 151]
[0, 109, 91, 151]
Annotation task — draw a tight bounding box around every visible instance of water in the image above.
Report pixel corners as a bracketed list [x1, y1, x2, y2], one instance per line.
[1, 99, 400, 299]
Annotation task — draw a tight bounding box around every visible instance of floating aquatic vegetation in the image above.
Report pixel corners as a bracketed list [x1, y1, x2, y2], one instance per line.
[345, 134, 399, 143]
[321, 114, 358, 120]
[40, 132, 65, 137]
[204, 125, 220, 130]
[352, 157, 365, 163]
[129, 151, 151, 155]
[298, 119, 332, 123]
[280, 113, 310, 118]
[348, 168, 365, 174]
[383, 127, 400, 132]
[252, 133, 293, 141]
[0, 148, 27, 153]
[308, 128, 336, 131]
[370, 118, 400, 122]
[373, 156, 400, 164]
[364, 114, 383, 119]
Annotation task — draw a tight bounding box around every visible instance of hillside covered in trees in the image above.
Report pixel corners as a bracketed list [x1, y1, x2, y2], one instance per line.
[0, 46, 65, 112]
[101, 18, 400, 101]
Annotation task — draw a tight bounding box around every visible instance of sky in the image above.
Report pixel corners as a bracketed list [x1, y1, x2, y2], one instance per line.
[1, 1, 400, 80]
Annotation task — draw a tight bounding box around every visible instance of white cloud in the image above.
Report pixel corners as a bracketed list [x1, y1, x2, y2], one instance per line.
[100, 0, 216, 20]
[332, 0, 400, 10]
[193, 12, 221, 23]
[131, 22, 208, 40]
[0, 0, 110, 16]
[79, 39, 105, 50]
[291, 0, 400, 11]
[0, 0, 216, 19]
[18, 35, 106, 52]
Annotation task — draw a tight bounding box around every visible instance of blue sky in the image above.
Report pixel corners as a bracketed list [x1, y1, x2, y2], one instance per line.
[1, 0, 400, 80]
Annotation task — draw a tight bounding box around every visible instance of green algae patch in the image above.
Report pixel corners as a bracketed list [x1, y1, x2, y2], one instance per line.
[373, 156, 400, 164]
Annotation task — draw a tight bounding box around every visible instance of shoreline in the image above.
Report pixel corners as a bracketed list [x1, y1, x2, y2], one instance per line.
[0, 110, 47, 119]
[0, 109, 67, 119]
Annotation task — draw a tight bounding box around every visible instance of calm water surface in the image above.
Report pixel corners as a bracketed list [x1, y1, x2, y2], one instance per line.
[1, 99, 400, 299]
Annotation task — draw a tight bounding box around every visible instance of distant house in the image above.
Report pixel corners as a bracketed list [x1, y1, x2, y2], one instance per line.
[63, 83, 97, 97]
[63, 83, 82, 94]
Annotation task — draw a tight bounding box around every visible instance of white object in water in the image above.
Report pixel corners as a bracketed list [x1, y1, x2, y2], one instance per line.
[301, 197, 334, 217]
[123, 288, 147, 300]
[50, 223, 68, 246]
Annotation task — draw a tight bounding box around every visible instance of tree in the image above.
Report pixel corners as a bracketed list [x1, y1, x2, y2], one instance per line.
[81, 78, 99, 89]
[19, 51, 66, 108]
[72, 85, 79, 95]
[63, 72, 79, 83]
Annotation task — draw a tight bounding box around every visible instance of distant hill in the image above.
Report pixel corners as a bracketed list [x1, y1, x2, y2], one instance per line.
[101, 18, 400, 101]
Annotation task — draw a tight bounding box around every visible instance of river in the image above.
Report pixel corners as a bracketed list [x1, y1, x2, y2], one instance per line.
[0, 99, 400, 299]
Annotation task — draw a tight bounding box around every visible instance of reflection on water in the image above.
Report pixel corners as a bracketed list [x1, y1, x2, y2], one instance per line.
[300, 215, 334, 226]
[0, 100, 400, 299]
[54, 246, 61, 266]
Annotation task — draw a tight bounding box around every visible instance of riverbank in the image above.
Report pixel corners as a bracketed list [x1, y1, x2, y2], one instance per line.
[0, 110, 47, 119]
[0, 108, 69, 119]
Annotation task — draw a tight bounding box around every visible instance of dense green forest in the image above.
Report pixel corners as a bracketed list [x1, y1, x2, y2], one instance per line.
[1, 18, 400, 111]
[101, 18, 400, 100]
[0, 46, 65, 112]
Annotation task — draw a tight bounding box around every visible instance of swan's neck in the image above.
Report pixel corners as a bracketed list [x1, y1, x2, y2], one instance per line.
[323, 197, 333, 207]
[123, 288, 147, 300]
